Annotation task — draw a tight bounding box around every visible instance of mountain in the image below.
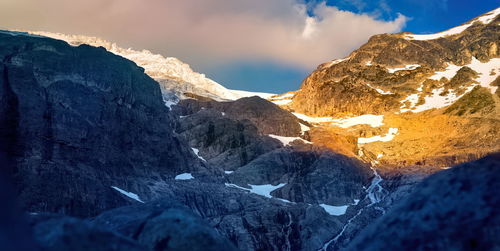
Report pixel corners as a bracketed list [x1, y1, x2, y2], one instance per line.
[291, 7, 500, 116]
[271, 7, 500, 168]
[23, 31, 275, 103]
[0, 7, 499, 251]
[0, 29, 393, 251]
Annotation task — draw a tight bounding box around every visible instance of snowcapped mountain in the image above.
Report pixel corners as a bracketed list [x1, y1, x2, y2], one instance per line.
[25, 31, 275, 103]
[290, 7, 500, 116]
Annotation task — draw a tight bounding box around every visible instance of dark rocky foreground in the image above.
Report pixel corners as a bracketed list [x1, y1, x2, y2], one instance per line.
[0, 31, 499, 251]
[347, 154, 500, 251]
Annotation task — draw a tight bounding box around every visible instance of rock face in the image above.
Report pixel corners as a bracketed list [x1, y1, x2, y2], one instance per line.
[176, 96, 302, 136]
[0, 31, 203, 217]
[347, 154, 500, 251]
[228, 148, 372, 205]
[172, 96, 305, 170]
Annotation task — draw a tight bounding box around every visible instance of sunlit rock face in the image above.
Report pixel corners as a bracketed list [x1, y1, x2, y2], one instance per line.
[266, 9, 500, 169]
[291, 10, 500, 116]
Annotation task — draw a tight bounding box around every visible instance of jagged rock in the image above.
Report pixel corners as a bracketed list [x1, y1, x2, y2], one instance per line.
[228, 147, 372, 205]
[92, 201, 237, 251]
[176, 96, 302, 136]
[175, 108, 281, 170]
[145, 181, 345, 251]
[29, 214, 145, 251]
[347, 154, 500, 251]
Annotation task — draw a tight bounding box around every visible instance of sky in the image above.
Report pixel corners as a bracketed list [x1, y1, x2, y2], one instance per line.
[0, 0, 498, 94]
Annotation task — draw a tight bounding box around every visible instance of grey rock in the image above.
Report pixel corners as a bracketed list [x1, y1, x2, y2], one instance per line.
[29, 214, 145, 251]
[93, 201, 237, 251]
[229, 147, 373, 205]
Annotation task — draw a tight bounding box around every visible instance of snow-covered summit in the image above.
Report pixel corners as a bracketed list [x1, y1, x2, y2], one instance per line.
[405, 7, 500, 41]
[24, 31, 274, 102]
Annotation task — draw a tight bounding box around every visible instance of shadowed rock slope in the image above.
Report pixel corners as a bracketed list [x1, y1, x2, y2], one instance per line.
[347, 153, 500, 251]
[0, 31, 204, 217]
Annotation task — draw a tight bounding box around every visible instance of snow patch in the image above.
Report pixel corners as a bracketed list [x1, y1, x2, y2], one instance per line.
[367, 84, 394, 95]
[224, 171, 234, 174]
[299, 123, 311, 134]
[467, 57, 500, 93]
[405, 23, 473, 40]
[331, 115, 384, 128]
[191, 148, 206, 162]
[429, 64, 462, 81]
[477, 7, 500, 24]
[268, 134, 312, 146]
[163, 99, 177, 108]
[225, 183, 286, 199]
[401, 57, 499, 113]
[175, 173, 194, 180]
[111, 186, 144, 203]
[269, 93, 295, 106]
[230, 89, 276, 99]
[322, 57, 350, 68]
[358, 128, 398, 144]
[410, 86, 475, 113]
[271, 99, 293, 105]
[320, 204, 349, 216]
[387, 64, 420, 73]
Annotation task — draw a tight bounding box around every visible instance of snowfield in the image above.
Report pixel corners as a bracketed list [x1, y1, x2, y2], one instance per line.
[24, 30, 275, 102]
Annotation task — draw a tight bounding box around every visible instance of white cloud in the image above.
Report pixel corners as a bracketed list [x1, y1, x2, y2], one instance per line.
[0, 0, 407, 70]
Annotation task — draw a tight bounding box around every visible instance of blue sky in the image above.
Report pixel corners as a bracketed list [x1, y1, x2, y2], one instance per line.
[205, 0, 500, 94]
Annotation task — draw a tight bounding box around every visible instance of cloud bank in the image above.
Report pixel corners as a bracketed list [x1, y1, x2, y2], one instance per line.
[0, 0, 407, 70]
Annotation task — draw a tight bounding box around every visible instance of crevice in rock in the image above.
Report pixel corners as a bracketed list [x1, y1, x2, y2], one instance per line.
[0, 54, 21, 175]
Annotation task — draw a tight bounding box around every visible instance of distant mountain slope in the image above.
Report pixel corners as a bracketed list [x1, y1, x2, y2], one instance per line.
[290, 7, 500, 116]
[265, 7, 500, 168]
[23, 31, 275, 103]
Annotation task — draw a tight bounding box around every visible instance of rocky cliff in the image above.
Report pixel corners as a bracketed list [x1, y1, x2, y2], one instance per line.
[347, 154, 500, 251]
[0, 31, 205, 216]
